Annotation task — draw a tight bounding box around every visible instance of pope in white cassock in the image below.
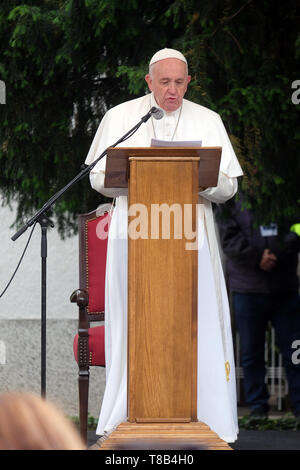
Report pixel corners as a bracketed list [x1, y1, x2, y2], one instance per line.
[85, 48, 243, 443]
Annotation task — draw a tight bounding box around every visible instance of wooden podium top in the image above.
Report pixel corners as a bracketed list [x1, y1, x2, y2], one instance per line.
[104, 146, 221, 189]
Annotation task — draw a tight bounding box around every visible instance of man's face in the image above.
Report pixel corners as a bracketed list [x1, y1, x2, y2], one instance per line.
[145, 58, 191, 112]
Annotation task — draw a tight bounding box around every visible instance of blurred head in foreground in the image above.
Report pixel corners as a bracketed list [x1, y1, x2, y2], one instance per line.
[0, 391, 85, 450]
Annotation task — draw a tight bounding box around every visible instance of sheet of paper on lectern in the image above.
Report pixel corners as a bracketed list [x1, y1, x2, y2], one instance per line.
[151, 139, 202, 147]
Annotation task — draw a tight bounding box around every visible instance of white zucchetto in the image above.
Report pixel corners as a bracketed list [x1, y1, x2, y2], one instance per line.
[149, 48, 187, 66]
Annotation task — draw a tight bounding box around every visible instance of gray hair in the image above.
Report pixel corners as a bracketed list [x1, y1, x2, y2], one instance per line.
[149, 61, 189, 77]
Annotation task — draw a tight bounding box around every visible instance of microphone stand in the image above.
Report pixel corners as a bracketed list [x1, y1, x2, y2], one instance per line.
[11, 107, 157, 398]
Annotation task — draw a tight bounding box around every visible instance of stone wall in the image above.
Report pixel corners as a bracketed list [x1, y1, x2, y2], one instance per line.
[0, 200, 105, 418]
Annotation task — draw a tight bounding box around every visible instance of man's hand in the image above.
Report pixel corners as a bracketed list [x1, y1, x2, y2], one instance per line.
[259, 248, 278, 272]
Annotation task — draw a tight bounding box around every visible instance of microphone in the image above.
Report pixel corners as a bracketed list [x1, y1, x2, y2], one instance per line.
[141, 106, 164, 123]
[151, 106, 164, 120]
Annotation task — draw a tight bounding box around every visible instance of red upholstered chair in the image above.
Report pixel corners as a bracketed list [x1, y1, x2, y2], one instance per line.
[71, 203, 112, 442]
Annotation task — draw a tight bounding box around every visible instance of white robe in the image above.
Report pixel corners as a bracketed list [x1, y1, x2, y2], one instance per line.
[85, 93, 243, 442]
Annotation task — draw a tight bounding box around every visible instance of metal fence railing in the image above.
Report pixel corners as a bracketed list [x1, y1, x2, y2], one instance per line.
[235, 323, 288, 411]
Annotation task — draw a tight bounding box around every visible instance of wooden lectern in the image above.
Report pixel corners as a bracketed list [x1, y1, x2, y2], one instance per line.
[99, 147, 231, 450]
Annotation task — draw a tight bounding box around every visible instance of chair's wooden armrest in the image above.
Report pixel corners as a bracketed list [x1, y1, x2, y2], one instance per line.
[70, 289, 89, 308]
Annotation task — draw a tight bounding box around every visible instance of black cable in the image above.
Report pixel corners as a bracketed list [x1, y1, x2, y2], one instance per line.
[0, 221, 37, 298]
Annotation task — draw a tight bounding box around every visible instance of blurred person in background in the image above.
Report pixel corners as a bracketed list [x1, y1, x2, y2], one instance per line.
[216, 194, 300, 419]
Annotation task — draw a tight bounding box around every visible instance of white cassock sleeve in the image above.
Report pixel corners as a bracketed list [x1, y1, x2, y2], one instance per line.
[89, 159, 127, 198]
[86, 110, 128, 198]
[200, 173, 238, 204]
[198, 113, 242, 204]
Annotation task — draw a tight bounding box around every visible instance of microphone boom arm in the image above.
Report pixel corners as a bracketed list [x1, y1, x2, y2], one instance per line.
[11, 107, 160, 241]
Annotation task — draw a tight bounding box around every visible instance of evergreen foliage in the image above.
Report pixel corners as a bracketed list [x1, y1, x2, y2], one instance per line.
[0, 0, 299, 235]
[180, 0, 300, 227]
[0, 0, 184, 234]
